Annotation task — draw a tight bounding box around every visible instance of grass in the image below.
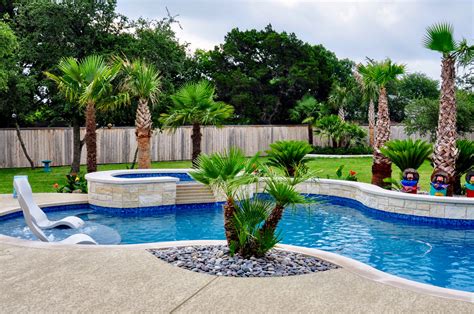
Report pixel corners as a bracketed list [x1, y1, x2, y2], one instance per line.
[0, 157, 434, 194]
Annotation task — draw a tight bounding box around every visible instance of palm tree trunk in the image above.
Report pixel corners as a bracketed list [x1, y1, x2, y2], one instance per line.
[432, 57, 457, 196]
[191, 122, 202, 167]
[223, 197, 238, 246]
[371, 87, 392, 187]
[70, 114, 84, 174]
[85, 102, 97, 173]
[338, 107, 345, 122]
[135, 98, 153, 169]
[14, 122, 35, 169]
[368, 99, 375, 147]
[307, 123, 313, 146]
[262, 204, 285, 235]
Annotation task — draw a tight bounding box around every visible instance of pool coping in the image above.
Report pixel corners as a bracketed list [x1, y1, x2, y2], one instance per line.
[85, 169, 188, 185]
[0, 235, 472, 303]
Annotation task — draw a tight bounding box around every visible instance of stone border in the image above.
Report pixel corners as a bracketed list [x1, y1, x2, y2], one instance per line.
[306, 154, 372, 158]
[0, 236, 471, 302]
[298, 179, 474, 221]
[85, 169, 195, 208]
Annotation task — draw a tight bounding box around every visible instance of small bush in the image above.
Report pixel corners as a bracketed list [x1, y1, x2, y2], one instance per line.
[54, 173, 87, 193]
[266, 140, 313, 176]
[312, 145, 373, 155]
[313, 115, 367, 148]
[380, 139, 433, 171]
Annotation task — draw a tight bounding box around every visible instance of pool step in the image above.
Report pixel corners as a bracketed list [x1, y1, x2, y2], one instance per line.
[175, 183, 216, 205]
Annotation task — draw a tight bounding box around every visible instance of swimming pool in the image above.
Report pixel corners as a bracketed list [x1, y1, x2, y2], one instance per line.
[0, 195, 473, 292]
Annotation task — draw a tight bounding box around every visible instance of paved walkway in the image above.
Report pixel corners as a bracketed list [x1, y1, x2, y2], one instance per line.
[1, 194, 473, 313]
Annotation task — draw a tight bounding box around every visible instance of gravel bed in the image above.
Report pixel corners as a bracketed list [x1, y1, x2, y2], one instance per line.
[148, 245, 339, 277]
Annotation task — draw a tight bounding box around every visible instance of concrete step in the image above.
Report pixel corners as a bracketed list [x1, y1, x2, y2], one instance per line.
[175, 183, 216, 205]
[176, 198, 216, 204]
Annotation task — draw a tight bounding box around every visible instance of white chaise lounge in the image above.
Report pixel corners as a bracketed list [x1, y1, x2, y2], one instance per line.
[13, 177, 85, 229]
[14, 177, 97, 245]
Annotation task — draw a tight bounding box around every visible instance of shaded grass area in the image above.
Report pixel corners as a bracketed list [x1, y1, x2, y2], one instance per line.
[0, 158, 434, 194]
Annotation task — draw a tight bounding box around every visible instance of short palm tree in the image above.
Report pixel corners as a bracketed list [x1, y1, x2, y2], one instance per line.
[328, 83, 353, 122]
[358, 59, 405, 187]
[160, 80, 234, 166]
[354, 67, 378, 147]
[191, 148, 259, 246]
[380, 139, 433, 172]
[45, 55, 128, 173]
[118, 58, 161, 169]
[423, 22, 474, 195]
[289, 95, 324, 145]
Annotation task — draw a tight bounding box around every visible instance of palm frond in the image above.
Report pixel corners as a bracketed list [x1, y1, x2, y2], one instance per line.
[380, 139, 433, 171]
[423, 22, 456, 55]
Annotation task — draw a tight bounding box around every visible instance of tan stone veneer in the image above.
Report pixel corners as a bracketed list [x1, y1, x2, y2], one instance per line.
[86, 169, 181, 208]
[297, 179, 474, 220]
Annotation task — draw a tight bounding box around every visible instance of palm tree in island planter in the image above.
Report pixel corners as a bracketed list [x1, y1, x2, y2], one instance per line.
[160, 80, 234, 166]
[118, 58, 161, 169]
[46, 55, 128, 173]
[358, 59, 405, 187]
[423, 23, 474, 196]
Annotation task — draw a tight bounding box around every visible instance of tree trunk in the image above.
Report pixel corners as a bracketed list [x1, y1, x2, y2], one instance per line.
[432, 57, 457, 196]
[191, 122, 202, 167]
[262, 204, 285, 235]
[338, 106, 345, 122]
[135, 98, 153, 169]
[307, 123, 313, 146]
[368, 99, 375, 147]
[223, 198, 238, 246]
[371, 87, 392, 187]
[85, 102, 97, 173]
[70, 115, 84, 174]
[14, 122, 35, 169]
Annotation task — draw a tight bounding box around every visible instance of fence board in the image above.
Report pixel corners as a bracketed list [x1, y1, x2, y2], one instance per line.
[0, 125, 472, 168]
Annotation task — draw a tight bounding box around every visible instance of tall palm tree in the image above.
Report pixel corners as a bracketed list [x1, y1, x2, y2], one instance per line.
[358, 59, 405, 187]
[118, 58, 161, 169]
[160, 80, 234, 166]
[45, 55, 128, 173]
[354, 67, 378, 147]
[289, 95, 324, 145]
[423, 23, 474, 195]
[328, 83, 353, 122]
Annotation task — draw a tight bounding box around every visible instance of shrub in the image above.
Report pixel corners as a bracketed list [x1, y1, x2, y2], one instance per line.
[54, 173, 87, 193]
[312, 145, 373, 155]
[313, 115, 367, 148]
[454, 140, 474, 194]
[230, 198, 281, 258]
[379, 139, 433, 171]
[266, 140, 313, 176]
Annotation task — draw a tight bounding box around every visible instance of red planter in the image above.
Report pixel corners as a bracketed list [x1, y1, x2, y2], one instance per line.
[467, 188, 474, 198]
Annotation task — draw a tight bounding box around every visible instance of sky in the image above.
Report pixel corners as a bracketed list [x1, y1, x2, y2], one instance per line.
[116, 0, 474, 80]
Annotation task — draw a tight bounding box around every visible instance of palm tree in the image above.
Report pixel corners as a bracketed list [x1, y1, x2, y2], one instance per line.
[45, 55, 128, 173]
[423, 23, 474, 195]
[160, 80, 234, 166]
[118, 58, 161, 169]
[191, 148, 259, 246]
[328, 83, 353, 122]
[289, 95, 324, 145]
[354, 67, 378, 147]
[358, 59, 405, 187]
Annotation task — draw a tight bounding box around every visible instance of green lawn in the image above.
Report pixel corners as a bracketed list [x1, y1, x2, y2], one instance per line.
[0, 158, 434, 194]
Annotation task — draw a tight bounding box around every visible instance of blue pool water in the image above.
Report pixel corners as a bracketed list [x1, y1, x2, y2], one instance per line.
[0, 196, 473, 292]
[114, 172, 194, 182]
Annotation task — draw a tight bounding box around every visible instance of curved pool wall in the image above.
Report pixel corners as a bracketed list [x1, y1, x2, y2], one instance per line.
[85, 170, 474, 221]
[294, 179, 474, 223]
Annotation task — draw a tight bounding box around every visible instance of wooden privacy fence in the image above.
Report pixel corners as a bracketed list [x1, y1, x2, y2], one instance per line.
[1, 125, 473, 168]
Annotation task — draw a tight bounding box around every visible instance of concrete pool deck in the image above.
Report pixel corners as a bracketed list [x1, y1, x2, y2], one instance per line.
[1, 194, 473, 312]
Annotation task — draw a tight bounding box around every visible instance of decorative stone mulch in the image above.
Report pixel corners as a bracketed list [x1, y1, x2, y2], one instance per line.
[148, 245, 339, 277]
